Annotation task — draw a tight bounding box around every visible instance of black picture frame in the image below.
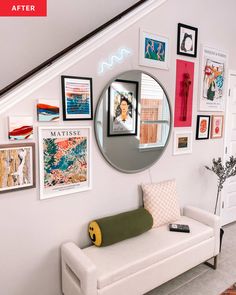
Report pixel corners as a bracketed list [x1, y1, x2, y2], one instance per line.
[61, 75, 93, 121]
[107, 79, 139, 137]
[196, 115, 211, 140]
[177, 23, 198, 58]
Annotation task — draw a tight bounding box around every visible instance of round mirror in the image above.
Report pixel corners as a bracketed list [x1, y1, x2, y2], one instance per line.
[94, 70, 172, 173]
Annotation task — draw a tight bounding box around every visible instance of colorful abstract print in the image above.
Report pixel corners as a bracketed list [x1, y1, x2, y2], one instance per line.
[0, 148, 32, 190]
[9, 125, 33, 140]
[37, 103, 59, 122]
[65, 81, 90, 115]
[43, 137, 87, 188]
[203, 59, 224, 101]
[144, 38, 165, 62]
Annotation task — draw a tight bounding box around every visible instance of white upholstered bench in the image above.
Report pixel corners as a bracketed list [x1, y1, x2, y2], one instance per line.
[61, 206, 220, 295]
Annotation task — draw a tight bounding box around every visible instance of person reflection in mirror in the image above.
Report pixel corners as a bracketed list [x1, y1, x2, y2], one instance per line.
[113, 97, 133, 132]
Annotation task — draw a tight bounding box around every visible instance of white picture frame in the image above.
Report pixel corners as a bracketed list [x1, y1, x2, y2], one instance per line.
[139, 29, 169, 70]
[173, 130, 193, 155]
[38, 126, 92, 200]
[199, 45, 228, 112]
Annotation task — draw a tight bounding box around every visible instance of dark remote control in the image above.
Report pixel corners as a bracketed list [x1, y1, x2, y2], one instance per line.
[169, 223, 190, 233]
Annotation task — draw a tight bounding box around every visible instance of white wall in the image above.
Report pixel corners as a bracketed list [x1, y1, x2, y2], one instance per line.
[1, 1, 236, 294]
[0, 0, 138, 90]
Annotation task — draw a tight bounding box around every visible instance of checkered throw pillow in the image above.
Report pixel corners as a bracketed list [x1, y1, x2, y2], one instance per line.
[142, 179, 181, 228]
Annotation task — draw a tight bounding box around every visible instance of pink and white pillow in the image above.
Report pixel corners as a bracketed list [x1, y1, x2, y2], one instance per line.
[142, 179, 181, 228]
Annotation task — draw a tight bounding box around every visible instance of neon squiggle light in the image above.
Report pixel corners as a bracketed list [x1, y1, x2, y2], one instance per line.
[98, 48, 132, 74]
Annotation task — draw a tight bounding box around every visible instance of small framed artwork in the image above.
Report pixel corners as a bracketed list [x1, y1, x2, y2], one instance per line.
[173, 130, 193, 155]
[108, 79, 138, 137]
[37, 99, 60, 122]
[139, 29, 169, 70]
[174, 59, 194, 127]
[61, 75, 93, 120]
[38, 126, 92, 200]
[177, 23, 198, 57]
[211, 115, 224, 139]
[8, 116, 33, 140]
[196, 115, 211, 140]
[0, 143, 35, 193]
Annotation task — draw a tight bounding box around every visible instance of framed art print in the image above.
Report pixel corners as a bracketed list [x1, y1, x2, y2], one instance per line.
[211, 115, 224, 138]
[199, 46, 227, 111]
[177, 23, 198, 57]
[38, 126, 92, 200]
[61, 75, 93, 120]
[173, 130, 193, 155]
[108, 79, 138, 136]
[37, 99, 60, 122]
[139, 29, 169, 69]
[0, 143, 35, 193]
[174, 59, 194, 127]
[8, 116, 33, 140]
[196, 115, 211, 140]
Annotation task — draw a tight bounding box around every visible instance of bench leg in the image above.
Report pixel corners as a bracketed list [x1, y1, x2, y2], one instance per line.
[204, 256, 218, 270]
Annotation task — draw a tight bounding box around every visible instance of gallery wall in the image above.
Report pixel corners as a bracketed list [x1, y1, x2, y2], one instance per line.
[1, 0, 236, 295]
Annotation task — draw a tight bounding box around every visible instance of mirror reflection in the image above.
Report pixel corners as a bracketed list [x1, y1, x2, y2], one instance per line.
[95, 70, 172, 173]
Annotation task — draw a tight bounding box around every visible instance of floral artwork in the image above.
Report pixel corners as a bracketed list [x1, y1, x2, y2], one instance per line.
[174, 60, 194, 127]
[37, 99, 60, 122]
[61, 76, 93, 120]
[38, 127, 91, 199]
[196, 115, 211, 140]
[211, 115, 224, 139]
[0, 143, 35, 193]
[8, 116, 33, 140]
[199, 46, 227, 111]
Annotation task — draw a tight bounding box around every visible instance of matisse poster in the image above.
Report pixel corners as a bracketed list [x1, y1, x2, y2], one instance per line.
[38, 126, 91, 199]
[199, 46, 228, 111]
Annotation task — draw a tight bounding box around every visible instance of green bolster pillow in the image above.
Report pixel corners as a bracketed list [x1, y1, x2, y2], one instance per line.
[88, 207, 153, 247]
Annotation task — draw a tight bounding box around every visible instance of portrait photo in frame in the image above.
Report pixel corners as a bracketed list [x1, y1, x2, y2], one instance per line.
[196, 115, 211, 140]
[177, 23, 198, 57]
[173, 130, 193, 155]
[211, 115, 224, 139]
[38, 126, 92, 200]
[108, 79, 138, 137]
[0, 143, 35, 193]
[61, 75, 93, 120]
[139, 29, 169, 70]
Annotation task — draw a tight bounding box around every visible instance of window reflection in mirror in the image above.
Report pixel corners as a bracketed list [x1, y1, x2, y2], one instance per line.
[94, 70, 171, 173]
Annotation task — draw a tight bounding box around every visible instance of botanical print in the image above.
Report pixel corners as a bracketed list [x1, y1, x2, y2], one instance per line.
[0, 144, 35, 193]
[37, 99, 59, 122]
[108, 80, 138, 136]
[211, 115, 224, 139]
[203, 59, 224, 101]
[8, 116, 33, 140]
[144, 38, 165, 62]
[62, 76, 93, 120]
[199, 46, 227, 111]
[139, 30, 169, 69]
[174, 60, 194, 127]
[39, 127, 91, 199]
[196, 115, 210, 140]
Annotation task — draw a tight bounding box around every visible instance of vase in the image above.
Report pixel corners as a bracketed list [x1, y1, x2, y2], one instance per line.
[220, 227, 224, 252]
